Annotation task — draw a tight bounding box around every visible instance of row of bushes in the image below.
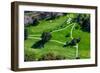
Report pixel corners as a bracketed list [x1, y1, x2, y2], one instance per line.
[24, 50, 66, 61]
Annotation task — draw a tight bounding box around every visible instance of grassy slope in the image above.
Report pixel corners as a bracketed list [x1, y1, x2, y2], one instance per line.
[26, 15, 68, 35]
[24, 14, 90, 61]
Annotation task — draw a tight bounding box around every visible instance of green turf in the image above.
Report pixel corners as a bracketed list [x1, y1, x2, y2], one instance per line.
[24, 14, 90, 61]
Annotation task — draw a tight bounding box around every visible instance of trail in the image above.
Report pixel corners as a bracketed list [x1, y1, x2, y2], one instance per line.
[28, 36, 65, 45]
[51, 24, 73, 33]
[70, 23, 79, 58]
[70, 23, 76, 39]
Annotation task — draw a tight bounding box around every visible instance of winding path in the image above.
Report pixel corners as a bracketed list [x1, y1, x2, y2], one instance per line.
[28, 22, 79, 58]
[70, 23, 79, 58]
[70, 23, 76, 39]
[51, 24, 73, 33]
[29, 23, 73, 37]
[28, 23, 76, 45]
[28, 23, 74, 45]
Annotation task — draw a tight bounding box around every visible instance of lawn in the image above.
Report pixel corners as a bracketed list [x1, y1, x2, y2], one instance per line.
[24, 13, 90, 61]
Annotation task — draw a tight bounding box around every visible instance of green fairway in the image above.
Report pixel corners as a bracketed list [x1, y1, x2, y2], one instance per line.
[24, 13, 90, 61]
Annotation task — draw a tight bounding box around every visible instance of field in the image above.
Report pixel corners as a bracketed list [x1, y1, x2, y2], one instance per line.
[24, 12, 90, 61]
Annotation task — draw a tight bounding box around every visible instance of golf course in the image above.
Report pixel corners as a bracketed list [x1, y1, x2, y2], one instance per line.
[24, 12, 90, 61]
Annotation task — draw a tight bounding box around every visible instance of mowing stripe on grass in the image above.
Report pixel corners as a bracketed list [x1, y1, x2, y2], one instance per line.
[29, 34, 41, 37]
[28, 36, 41, 40]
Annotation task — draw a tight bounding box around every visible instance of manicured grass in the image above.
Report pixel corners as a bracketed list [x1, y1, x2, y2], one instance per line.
[24, 14, 90, 61]
[26, 15, 68, 35]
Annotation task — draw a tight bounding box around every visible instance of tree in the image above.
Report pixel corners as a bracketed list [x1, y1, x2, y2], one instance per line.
[31, 18, 39, 26]
[41, 32, 52, 42]
[63, 37, 81, 47]
[24, 28, 28, 40]
[32, 32, 52, 48]
[76, 14, 90, 32]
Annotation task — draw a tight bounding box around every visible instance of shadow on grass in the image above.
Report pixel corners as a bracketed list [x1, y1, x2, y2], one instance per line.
[31, 40, 45, 49]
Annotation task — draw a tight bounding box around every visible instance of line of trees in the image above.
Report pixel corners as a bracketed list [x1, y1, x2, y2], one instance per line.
[72, 13, 90, 32]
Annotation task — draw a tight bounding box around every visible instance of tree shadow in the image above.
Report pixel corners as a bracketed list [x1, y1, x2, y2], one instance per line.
[31, 40, 45, 49]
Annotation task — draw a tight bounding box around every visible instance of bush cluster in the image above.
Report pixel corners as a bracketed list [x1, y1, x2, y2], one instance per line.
[39, 52, 66, 61]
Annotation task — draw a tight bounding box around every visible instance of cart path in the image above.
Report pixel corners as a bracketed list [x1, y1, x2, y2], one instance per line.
[28, 36, 65, 45]
[51, 23, 73, 33]
[70, 23, 76, 39]
[70, 23, 79, 58]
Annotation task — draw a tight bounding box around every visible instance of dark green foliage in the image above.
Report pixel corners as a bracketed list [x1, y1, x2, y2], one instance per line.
[75, 14, 90, 32]
[69, 38, 77, 46]
[31, 18, 39, 26]
[63, 38, 81, 47]
[24, 28, 28, 40]
[65, 33, 70, 37]
[41, 32, 52, 42]
[75, 24, 81, 30]
[76, 37, 81, 43]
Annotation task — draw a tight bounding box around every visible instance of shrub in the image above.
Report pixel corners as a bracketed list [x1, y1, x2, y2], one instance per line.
[63, 37, 81, 47]
[75, 24, 81, 30]
[65, 33, 70, 37]
[40, 52, 56, 60]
